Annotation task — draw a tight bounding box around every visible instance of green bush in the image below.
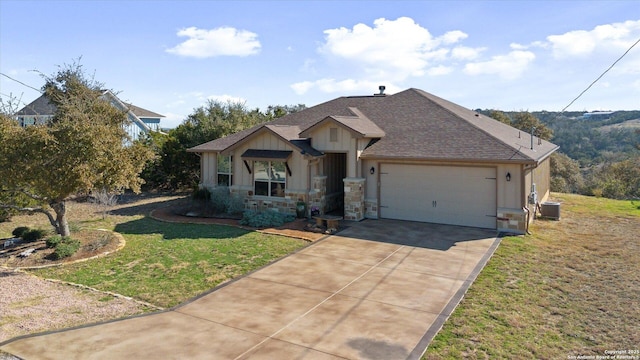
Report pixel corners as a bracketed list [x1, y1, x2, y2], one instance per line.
[22, 228, 48, 242]
[52, 238, 81, 260]
[192, 187, 211, 201]
[240, 210, 295, 228]
[12, 226, 31, 238]
[46, 235, 67, 248]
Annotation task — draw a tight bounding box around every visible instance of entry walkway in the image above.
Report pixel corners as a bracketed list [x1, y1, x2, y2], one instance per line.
[1, 220, 500, 360]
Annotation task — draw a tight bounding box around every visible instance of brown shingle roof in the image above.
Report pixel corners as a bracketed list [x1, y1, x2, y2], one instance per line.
[188, 88, 558, 164]
[15, 94, 165, 119]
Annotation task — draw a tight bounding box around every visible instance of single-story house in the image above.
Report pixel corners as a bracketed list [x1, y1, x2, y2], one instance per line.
[188, 88, 558, 233]
[15, 90, 164, 141]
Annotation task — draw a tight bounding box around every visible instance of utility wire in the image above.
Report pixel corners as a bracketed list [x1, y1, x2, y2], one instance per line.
[0, 72, 42, 93]
[562, 36, 640, 112]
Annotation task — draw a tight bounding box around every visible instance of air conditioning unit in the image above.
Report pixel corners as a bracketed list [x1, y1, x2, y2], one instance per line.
[540, 202, 560, 220]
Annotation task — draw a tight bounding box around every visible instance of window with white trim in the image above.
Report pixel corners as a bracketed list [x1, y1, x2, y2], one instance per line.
[254, 161, 286, 197]
[217, 155, 232, 186]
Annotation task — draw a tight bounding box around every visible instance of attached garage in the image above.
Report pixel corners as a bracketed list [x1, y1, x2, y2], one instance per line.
[379, 164, 497, 229]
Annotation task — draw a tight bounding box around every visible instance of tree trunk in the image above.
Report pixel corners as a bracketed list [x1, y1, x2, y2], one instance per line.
[50, 201, 70, 237]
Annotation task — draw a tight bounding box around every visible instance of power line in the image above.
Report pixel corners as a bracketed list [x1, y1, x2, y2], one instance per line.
[562, 36, 640, 112]
[0, 72, 42, 93]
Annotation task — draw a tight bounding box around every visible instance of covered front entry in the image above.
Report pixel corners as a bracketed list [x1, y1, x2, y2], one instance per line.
[323, 153, 347, 215]
[380, 164, 497, 229]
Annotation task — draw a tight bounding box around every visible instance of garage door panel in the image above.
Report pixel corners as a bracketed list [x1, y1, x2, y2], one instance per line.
[380, 164, 496, 229]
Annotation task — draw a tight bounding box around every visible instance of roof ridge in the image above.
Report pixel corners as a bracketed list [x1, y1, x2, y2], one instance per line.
[411, 89, 537, 161]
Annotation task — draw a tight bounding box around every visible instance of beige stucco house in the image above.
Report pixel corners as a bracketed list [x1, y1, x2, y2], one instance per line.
[188, 88, 558, 234]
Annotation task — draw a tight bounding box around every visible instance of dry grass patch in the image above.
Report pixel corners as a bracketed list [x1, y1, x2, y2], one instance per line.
[425, 193, 639, 359]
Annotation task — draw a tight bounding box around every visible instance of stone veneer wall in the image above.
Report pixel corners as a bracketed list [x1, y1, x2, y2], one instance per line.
[364, 198, 378, 219]
[309, 176, 327, 215]
[343, 177, 365, 221]
[497, 207, 527, 234]
[226, 176, 328, 217]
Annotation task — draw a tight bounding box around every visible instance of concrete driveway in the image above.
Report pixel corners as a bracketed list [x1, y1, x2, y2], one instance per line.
[1, 220, 500, 360]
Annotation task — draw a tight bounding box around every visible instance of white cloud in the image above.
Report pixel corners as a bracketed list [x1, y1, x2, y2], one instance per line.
[166, 26, 261, 58]
[451, 46, 485, 60]
[290, 81, 314, 95]
[291, 78, 400, 95]
[464, 50, 535, 80]
[546, 19, 640, 58]
[319, 17, 469, 80]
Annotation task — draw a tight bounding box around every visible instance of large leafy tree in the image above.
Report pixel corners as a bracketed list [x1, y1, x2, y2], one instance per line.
[0, 63, 154, 236]
[142, 100, 304, 190]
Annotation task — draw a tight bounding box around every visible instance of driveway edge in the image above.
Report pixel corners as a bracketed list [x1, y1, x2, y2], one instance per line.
[407, 234, 503, 360]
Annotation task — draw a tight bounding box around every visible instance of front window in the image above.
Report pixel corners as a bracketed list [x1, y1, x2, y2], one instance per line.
[217, 155, 232, 186]
[254, 161, 286, 197]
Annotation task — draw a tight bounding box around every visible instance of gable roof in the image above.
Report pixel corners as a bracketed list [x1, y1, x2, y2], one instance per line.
[14, 95, 57, 116]
[189, 88, 558, 164]
[15, 92, 165, 119]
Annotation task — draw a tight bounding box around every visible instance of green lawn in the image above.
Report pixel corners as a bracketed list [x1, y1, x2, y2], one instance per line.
[27, 211, 307, 308]
[424, 193, 640, 359]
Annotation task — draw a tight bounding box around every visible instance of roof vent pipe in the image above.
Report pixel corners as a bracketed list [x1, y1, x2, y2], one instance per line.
[530, 127, 536, 150]
[378, 85, 385, 95]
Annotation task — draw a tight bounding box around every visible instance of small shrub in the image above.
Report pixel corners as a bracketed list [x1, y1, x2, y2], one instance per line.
[22, 228, 48, 242]
[240, 210, 295, 228]
[225, 194, 245, 215]
[46, 235, 64, 248]
[209, 186, 230, 213]
[12, 226, 31, 238]
[192, 187, 211, 201]
[84, 233, 111, 251]
[52, 238, 81, 260]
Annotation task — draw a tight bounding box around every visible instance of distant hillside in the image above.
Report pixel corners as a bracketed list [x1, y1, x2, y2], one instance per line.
[597, 119, 640, 132]
[477, 109, 640, 166]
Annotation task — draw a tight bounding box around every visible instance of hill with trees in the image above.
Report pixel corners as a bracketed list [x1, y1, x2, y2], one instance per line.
[478, 109, 640, 200]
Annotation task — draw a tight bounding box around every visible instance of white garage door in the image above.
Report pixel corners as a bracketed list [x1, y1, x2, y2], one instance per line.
[380, 164, 497, 229]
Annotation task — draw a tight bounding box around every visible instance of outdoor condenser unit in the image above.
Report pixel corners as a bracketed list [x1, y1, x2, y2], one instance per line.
[540, 202, 561, 220]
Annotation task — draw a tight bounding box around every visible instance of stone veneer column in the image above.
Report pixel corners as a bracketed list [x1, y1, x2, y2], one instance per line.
[343, 177, 365, 221]
[310, 176, 327, 214]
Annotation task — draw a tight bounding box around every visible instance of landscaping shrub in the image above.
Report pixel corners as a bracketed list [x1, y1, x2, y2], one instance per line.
[192, 187, 211, 201]
[240, 210, 295, 228]
[84, 233, 111, 251]
[52, 238, 81, 260]
[225, 194, 245, 215]
[46, 235, 65, 248]
[209, 186, 230, 213]
[22, 228, 48, 242]
[12, 226, 30, 238]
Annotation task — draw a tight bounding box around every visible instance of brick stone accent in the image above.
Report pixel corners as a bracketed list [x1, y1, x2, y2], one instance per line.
[309, 176, 327, 215]
[365, 198, 378, 219]
[343, 177, 365, 221]
[497, 207, 527, 234]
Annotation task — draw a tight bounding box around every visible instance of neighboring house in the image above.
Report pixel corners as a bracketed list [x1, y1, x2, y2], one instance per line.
[14, 90, 164, 141]
[188, 88, 559, 234]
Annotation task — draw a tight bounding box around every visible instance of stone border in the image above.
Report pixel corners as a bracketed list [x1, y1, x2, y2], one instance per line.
[8, 229, 126, 271]
[149, 207, 324, 242]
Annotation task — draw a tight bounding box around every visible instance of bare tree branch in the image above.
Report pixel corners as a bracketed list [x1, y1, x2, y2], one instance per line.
[0, 203, 57, 229]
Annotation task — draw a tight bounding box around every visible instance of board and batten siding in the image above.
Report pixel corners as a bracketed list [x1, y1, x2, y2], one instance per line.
[231, 131, 308, 192]
[308, 122, 360, 178]
[200, 152, 218, 187]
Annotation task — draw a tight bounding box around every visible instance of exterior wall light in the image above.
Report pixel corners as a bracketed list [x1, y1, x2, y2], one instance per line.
[506, 172, 511, 182]
[370, 166, 375, 175]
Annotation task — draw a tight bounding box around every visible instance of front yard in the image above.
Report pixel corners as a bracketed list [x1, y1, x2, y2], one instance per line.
[424, 193, 640, 359]
[0, 194, 308, 341]
[2, 193, 638, 357]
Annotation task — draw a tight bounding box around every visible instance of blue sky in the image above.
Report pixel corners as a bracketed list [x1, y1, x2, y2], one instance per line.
[1, 1, 639, 128]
